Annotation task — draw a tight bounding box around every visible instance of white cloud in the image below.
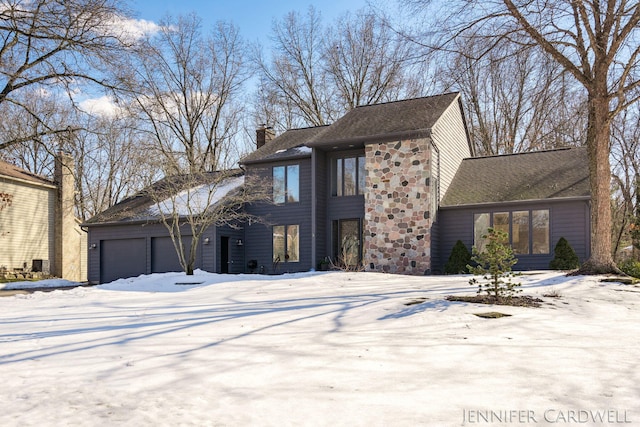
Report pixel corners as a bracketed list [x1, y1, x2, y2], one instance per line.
[103, 15, 163, 41]
[117, 17, 163, 40]
[79, 95, 121, 118]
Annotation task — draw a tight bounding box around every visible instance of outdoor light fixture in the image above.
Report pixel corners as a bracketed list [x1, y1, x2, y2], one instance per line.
[204, 238, 210, 245]
[236, 239, 244, 246]
[90, 243, 97, 249]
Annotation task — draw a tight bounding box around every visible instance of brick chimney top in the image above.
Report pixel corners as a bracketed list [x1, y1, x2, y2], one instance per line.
[256, 125, 275, 149]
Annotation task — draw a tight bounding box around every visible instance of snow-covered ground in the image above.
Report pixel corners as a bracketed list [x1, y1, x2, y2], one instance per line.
[1, 271, 638, 426]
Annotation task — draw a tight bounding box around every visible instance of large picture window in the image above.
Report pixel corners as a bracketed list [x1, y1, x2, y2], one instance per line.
[273, 225, 299, 263]
[273, 165, 299, 203]
[473, 209, 550, 255]
[332, 156, 366, 196]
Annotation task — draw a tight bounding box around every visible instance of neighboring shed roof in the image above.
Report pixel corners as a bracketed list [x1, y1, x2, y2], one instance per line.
[240, 126, 328, 165]
[0, 159, 55, 188]
[85, 169, 244, 225]
[307, 92, 461, 147]
[441, 147, 589, 207]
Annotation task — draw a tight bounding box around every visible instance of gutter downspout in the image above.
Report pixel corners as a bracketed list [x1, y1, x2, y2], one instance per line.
[311, 149, 317, 268]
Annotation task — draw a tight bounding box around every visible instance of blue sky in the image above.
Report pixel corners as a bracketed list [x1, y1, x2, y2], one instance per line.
[130, 0, 372, 44]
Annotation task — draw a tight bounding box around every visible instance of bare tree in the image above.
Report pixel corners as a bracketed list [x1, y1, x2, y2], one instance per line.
[0, 88, 73, 175]
[253, 6, 335, 128]
[143, 170, 267, 276]
[438, 39, 587, 155]
[122, 14, 257, 275]
[610, 105, 640, 258]
[401, 0, 640, 273]
[126, 15, 249, 175]
[0, 0, 131, 151]
[253, 7, 423, 131]
[69, 114, 155, 221]
[324, 11, 415, 111]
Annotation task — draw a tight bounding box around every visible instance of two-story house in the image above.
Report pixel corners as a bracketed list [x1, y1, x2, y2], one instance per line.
[84, 92, 590, 282]
[241, 92, 473, 275]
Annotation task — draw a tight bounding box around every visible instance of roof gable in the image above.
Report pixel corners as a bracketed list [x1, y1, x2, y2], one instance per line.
[0, 159, 55, 187]
[240, 92, 463, 163]
[307, 92, 461, 147]
[240, 126, 327, 165]
[441, 147, 590, 207]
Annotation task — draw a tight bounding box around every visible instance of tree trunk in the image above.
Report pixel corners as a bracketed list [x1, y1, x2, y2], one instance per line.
[577, 89, 620, 274]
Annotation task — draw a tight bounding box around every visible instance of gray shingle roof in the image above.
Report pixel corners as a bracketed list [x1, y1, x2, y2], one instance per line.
[240, 126, 328, 164]
[85, 169, 244, 225]
[307, 92, 461, 147]
[241, 92, 464, 163]
[440, 147, 589, 207]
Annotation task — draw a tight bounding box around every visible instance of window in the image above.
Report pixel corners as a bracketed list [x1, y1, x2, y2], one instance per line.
[473, 209, 550, 254]
[332, 156, 366, 196]
[532, 210, 550, 254]
[512, 211, 530, 254]
[474, 213, 490, 252]
[493, 212, 509, 243]
[332, 219, 362, 267]
[273, 165, 299, 203]
[273, 225, 299, 262]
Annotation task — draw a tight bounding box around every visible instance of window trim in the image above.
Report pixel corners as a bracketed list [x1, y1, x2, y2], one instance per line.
[272, 224, 300, 263]
[473, 208, 550, 255]
[332, 218, 363, 267]
[273, 164, 300, 204]
[332, 155, 366, 197]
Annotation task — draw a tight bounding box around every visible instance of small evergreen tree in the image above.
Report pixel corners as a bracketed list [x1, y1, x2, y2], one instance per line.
[549, 237, 580, 270]
[445, 240, 472, 274]
[468, 228, 521, 301]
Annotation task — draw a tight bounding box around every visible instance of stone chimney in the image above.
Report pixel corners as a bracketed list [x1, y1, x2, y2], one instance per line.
[54, 152, 84, 281]
[256, 125, 275, 149]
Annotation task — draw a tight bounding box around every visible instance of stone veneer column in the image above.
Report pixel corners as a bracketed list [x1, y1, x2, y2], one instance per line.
[363, 138, 432, 275]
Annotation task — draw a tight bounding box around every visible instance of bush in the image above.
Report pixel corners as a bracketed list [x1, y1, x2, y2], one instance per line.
[468, 228, 521, 301]
[619, 259, 640, 279]
[549, 237, 580, 270]
[444, 240, 472, 274]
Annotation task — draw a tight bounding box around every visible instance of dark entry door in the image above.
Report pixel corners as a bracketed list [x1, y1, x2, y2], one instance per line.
[332, 219, 361, 267]
[220, 236, 230, 273]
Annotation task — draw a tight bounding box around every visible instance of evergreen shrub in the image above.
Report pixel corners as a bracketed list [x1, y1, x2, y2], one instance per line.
[468, 228, 521, 300]
[444, 240, 472, 274]
[619, 259, 640, 279]
[549, 237, 580, 270]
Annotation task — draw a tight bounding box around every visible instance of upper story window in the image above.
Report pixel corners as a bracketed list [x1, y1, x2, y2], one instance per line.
[273, 165, 299, 203]
[332, 155, 366, 196]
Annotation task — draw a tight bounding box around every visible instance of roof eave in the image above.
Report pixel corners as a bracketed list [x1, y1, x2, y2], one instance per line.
[308, 129, 432, 149]
[240, 151, 312, 166]
[0, 174, 57, 189]
[439, 195, 591, 210]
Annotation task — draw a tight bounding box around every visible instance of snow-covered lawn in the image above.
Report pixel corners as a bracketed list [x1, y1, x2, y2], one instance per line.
[1, 271, 638, 426]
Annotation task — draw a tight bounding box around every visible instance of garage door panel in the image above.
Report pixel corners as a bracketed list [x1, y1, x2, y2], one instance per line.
[100, 238, 146, 283]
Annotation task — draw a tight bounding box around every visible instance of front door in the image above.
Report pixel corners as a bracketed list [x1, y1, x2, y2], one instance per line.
[332, 219, 361, 267]
[220, 236, 229, 273]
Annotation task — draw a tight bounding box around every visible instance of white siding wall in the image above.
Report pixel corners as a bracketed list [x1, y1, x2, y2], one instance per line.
[430, 96, 472, 202]
[0, 178, 56, 270]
